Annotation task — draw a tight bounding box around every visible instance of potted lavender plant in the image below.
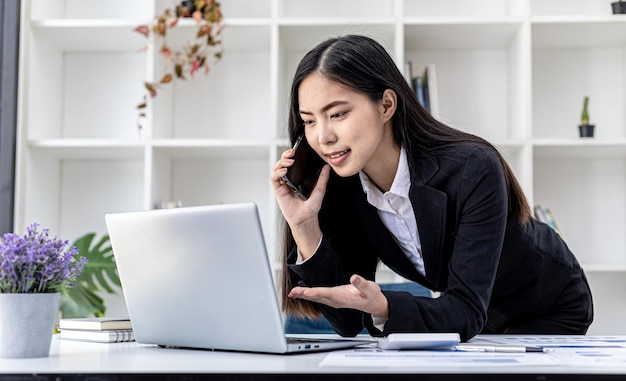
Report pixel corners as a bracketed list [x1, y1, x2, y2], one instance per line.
[0, 223, 87, 358]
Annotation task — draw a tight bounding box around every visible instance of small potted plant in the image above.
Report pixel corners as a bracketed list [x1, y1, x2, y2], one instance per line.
[0, 224, 87, 358]
[612, 0, 626, 14]
[578, 96, 595, 138]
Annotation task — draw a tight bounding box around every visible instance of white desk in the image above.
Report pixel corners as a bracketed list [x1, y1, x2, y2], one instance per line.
[1, 335, 626, 380]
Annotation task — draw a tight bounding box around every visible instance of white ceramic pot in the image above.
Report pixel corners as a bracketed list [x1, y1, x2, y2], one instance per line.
[0, 293, 60, 358]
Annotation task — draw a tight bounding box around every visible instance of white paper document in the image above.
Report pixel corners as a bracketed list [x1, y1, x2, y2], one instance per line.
[468, 335, 626, 348]
[319, 347, 561, 367]
[319, 336, 626, 369]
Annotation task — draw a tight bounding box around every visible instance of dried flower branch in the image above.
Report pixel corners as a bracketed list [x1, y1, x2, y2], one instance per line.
[134, 0, 224, 129]
[0, 224, 87, 294]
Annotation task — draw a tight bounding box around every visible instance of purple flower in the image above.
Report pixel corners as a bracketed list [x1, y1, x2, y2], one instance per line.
[0, 223, 87, 293]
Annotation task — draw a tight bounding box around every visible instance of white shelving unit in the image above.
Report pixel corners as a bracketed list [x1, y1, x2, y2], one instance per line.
[16, 0, 626, 334]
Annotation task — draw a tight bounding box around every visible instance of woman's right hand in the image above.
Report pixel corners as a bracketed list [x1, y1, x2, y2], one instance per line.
[271, 148, 330, 259]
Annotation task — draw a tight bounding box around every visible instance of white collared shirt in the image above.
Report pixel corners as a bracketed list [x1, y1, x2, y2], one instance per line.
[296, 148, 423, 332]
[358, 147, 425, 276]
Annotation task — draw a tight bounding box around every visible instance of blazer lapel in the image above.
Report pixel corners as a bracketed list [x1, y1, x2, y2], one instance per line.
[409, 183, 447, 288]
[351, 150, 449, 290]
[408, 150, 448, 289]
[354, 197, 430, 286]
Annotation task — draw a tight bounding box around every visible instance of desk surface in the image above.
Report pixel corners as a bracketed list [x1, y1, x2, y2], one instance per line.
[1, 335, 626, 380]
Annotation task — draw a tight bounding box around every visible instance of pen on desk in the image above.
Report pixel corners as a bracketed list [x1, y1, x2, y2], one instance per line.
[455, 344, 546, 353]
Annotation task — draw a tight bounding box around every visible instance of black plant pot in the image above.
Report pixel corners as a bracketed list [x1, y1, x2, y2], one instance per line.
[178, 0, 196, 17]
[612, 1, 626, 14]
[579, 124, 595, 138]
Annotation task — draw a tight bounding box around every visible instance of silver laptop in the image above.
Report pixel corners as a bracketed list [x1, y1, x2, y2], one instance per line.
[105, 202, 372, 353]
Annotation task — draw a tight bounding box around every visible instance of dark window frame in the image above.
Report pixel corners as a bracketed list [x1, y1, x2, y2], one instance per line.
[0, 0, 21, 234]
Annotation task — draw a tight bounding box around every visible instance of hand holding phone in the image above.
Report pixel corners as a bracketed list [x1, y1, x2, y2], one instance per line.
[281, 135, 326, 200]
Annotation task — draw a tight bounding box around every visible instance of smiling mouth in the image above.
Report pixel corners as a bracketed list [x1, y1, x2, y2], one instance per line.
[328, 150, 350, 159]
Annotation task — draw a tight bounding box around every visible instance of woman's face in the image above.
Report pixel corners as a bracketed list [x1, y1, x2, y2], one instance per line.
[297, 72, 398, 180]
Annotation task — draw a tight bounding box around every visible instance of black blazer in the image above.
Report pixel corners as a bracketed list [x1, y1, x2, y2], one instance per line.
[287, 142, 583, 341]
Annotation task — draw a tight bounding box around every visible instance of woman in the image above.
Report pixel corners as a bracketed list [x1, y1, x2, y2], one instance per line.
[271, 34, 593, 341]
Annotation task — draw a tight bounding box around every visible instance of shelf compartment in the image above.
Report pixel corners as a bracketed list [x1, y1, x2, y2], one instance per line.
[533, 155, 626, 269]
[404, 22, 528, 142]
[277, 0, 394, 19]
[585, 272, 626, 334]
[404, 0, 526, 19]
[404, 21, 524, 50]
[530, 0, 619, 17]
[29, 0, 154, 20]
[30, 20, 147, 51]
[150, 149, 272, 245]
[149, 24, 272, 140]
[532, 45, 625, 139]
[219, 0, 271, 18]
[18, 149, 145, 243]
[278, 23, 396, 51]
[532, 18, 626, 48]
[164, 19, 272, 51]
[25, 27, 147, 140]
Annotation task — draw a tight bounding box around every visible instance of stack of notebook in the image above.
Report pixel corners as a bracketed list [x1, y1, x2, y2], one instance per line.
[57, 317, 134, 343]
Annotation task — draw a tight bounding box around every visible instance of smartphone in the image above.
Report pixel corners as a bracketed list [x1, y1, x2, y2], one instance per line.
[281, 135, 326, 200]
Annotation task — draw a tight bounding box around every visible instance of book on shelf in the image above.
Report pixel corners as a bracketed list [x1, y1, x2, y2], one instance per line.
[422, 63, 439, 119]
[412, 76, 427, 110]
[407, 62, 439, 119]
[534, 205, 562, 236]
[57, 317, 132, 331]
[59, 328, 135, 343]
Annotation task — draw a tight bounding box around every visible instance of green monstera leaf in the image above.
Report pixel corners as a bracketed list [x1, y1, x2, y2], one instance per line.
[59, 233, 121, 318]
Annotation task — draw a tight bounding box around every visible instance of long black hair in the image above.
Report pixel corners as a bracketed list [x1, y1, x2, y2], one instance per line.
[281, 34, 531, 317]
